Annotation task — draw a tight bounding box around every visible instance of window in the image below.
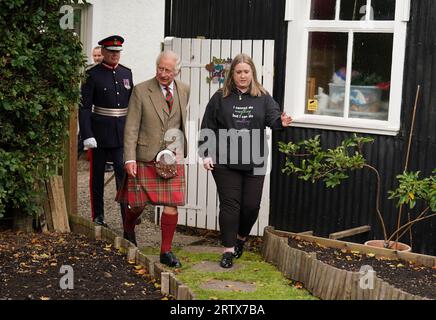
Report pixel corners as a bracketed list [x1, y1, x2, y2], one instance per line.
[284, 0, 410, 135]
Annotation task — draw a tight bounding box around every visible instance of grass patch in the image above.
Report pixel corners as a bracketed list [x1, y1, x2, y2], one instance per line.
[140, 246, 316, 300]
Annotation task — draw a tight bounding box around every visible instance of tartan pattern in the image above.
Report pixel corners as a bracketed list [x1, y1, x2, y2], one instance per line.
[164, 85, 173, 112]
[115, 162, 185, 207]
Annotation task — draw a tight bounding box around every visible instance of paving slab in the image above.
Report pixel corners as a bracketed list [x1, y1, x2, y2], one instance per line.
[183, 246, 223, 254]
[200, 280, 256, 292]
[192, 260, 243, 272]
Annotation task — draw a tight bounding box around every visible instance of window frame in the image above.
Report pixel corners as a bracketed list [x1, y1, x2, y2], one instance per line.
[283, 0, 410, 136]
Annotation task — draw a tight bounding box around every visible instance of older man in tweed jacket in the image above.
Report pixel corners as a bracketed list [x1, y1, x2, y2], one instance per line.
[116, 50, 189, 268]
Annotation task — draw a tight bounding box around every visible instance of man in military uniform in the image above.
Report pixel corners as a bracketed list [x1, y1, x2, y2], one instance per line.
[79, 35, 133, 227]
[92, 46, 103, 64]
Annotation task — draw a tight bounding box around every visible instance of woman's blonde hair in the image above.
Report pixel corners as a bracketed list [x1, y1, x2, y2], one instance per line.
[222, 53, 267, 97]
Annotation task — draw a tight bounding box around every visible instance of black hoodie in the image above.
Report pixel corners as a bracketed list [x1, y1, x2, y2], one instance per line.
[198, 88, 283, 172]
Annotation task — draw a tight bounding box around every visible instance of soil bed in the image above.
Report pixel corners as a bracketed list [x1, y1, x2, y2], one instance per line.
[0, 231, 165, 300]
[288, 235, 436, 299]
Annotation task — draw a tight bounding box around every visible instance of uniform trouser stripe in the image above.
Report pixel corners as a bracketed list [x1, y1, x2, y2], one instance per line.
[89, 149, 95, 220]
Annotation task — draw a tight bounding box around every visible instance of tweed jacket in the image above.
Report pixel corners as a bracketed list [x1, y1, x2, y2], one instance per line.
[124, 77, 190, 162]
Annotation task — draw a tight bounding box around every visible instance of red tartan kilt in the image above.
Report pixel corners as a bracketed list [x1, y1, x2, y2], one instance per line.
[115, 162, 185, 207]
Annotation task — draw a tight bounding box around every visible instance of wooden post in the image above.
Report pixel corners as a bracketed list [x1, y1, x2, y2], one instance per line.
[161, 272, 170, 295]
[46, 176, 71, 233]
[298, 230, 314, 236]
[94, 226, 102, 240]
[329, 225, 371, 240]
[177, 285, 190, 300]
[127, 247, 137, 263]
[114, 236, 122, 249]
[63, 106, 78, 216]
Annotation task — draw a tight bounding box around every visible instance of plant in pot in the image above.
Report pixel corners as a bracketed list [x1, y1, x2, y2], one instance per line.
[278, 134, 436, 252]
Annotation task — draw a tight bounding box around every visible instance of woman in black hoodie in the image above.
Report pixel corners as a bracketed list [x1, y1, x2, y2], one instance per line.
[199, 53, 293, 268]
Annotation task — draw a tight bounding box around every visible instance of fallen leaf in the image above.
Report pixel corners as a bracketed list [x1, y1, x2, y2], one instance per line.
[123, 282, 135, 287]
[40, 296, 50, 300]
[397, 263, 405, 268]
[32, 253, 50, 260]
[351, 250, 360, 255]
[367, 253, 376, 258]
[294, 282, 303, 289]
[161, 297, 169, 300]
[133, 265, 143, 270]
[209, 296, 219, 300]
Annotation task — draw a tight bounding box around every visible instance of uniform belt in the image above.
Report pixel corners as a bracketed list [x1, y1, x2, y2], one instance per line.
[93, 106, 128, 117]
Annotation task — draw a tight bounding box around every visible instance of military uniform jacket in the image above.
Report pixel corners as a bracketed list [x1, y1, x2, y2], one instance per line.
[79, 62, 133, 148]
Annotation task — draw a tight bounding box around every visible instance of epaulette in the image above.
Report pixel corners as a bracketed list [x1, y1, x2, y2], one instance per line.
[118, 63, 131, 71]
[85, 63, 99, 72]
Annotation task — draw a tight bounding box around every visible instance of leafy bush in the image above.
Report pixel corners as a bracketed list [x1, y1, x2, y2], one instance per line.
[279, 135, 436, 247]
[0, 0, 86, 218]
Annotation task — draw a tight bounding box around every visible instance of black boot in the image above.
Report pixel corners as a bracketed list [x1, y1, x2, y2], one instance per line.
[123, 231, 137, 246]
[220, 252, 234, 268]
[233, 239, 245, 259]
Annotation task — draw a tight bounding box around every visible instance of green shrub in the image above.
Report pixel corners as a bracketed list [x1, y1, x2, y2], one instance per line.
[0, 0, 86, 218]
[279, 135, 435, 247]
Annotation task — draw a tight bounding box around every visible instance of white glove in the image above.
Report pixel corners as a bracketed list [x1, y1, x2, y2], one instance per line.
[83, 137, 97, 150]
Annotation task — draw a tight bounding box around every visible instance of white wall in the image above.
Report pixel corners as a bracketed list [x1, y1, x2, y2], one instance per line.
[86, 0, 165, 84]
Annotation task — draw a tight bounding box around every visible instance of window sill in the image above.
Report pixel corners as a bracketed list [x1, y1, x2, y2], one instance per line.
[289, 115, 399, 136]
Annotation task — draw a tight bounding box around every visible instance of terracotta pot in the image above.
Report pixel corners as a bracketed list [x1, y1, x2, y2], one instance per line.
[364, 240, 412, 252]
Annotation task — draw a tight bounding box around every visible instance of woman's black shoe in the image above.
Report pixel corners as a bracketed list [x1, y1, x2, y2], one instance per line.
[220, 252, 234, 268]
[233, 239, 245, 259]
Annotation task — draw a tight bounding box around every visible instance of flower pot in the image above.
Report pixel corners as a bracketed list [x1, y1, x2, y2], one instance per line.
[364, 240, 412, 252]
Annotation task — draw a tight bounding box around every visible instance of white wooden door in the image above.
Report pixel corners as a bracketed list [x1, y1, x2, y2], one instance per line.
[155, 37, 275, 236]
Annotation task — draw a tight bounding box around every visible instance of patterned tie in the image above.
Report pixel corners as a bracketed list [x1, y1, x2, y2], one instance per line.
[164, 85, 173, 112]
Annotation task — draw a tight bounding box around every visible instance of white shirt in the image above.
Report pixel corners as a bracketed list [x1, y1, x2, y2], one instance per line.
[159, 81, 174, 98]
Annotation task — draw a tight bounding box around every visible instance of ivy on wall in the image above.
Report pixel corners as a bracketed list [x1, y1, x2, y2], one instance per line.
[0, 0, 86, 218]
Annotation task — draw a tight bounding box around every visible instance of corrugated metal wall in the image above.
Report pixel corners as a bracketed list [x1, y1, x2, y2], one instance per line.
[166, 0, 436, 255]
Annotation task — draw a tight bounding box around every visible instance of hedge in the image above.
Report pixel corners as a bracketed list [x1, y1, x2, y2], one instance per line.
[0, 0, 86, 218]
